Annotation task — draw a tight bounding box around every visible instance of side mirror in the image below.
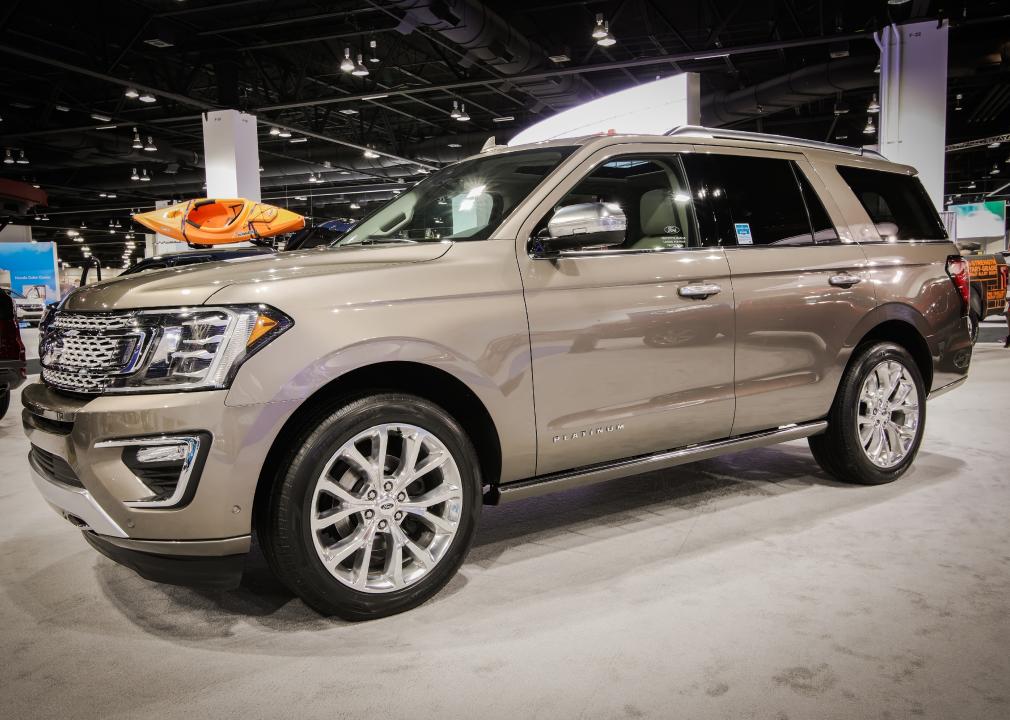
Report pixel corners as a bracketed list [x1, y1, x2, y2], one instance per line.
[534, 202, 627, 255]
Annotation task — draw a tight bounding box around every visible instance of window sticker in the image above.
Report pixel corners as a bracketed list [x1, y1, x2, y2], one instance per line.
[734, 222, 753, 245]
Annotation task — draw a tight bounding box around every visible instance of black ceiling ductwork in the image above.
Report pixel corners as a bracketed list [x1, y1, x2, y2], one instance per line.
[389, 0, 590, 111]
[702, 57, 879, 127]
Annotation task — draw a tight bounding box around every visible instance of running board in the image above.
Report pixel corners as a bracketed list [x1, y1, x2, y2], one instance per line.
[488, 421, 828, 504]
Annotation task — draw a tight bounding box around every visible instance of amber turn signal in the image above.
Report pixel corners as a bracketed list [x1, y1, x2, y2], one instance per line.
[247, 314, 279, 347]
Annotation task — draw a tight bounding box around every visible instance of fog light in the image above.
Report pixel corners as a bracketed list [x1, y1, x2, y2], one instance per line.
[95, 434, 210, 508]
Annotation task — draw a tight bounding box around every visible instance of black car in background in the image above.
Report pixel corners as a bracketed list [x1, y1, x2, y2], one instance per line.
[0, 288, 27, 420]
[121, 246, 275, 276]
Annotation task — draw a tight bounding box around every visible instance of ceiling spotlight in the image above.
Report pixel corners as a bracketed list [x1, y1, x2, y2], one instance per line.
[131, 167, 140, 181]
[596, 19, 616, 47]
[99, 192, 107, 198]
[450, 100, 461, 119]
[80, 220, 87, 228]
[863, 116, 876, 135]
[124, 87, 140, 99]
[591, 14, 608, 39]
[74, 236, 84, 243]
[991, 163, 1000, 175]
[90, 113, 112, 122]
[278, 128, 292, 138]
[988, 140, 1001, 149]
[833, 100, 850, 116]
[340, 47, 355, 73]
[3, 149, 12, 164]
[289, 136, 308, 143]
[115, 219, 122, 228]
[132, 128, 143, 149]
[363, 146, 379, 159]
[493, 115, 515, 123]
[417, 167, 430, 174]
[447, 142, 462, 148]
[140, 168, 151, 181]
[456, 104, 470, 122]
[269, 126, 281, 136]
[138, 92, 156, 103]
[42, 214, 49, 221]
[55, 104, 69, 112]
[16, 150, 29, 164]
[874, 61, 881, 74]
[352, 54, 369, 76]
[954, 93, 963, 112]
[349, 202, 361, 209]
[867, 93, 880, 114]
[144, 136, 157, 151]
[107, 193, 117, 199]
[67, 229, 77, 237]
[369, 39, 380, 63]
[308, 173, 318, 183]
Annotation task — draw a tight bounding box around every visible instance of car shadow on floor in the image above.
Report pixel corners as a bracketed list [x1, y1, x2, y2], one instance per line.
[32, 443, 965, 639]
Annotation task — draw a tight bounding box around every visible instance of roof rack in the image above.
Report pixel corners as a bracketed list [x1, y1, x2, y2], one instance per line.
[665, 125, 886, 160]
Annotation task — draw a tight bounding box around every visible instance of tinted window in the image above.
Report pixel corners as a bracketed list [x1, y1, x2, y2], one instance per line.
[836, 165, 947, 240]
[541, 155, 707, 250]
[682, 155, 816, 246]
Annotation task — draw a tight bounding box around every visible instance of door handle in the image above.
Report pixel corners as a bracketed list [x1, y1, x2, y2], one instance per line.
[829, 273, 862, 287]
[678, 283, 722, 299]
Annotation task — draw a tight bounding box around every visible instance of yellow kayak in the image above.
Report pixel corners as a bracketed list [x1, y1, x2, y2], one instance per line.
[132, 198, 305, 245]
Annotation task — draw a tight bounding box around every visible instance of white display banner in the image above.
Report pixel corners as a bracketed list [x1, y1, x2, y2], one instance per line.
[508, 73, 700, 146]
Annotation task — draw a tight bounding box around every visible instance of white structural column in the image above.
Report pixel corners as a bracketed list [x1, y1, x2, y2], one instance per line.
[201, 110, 261, 201]
[878, 20, 949, 210]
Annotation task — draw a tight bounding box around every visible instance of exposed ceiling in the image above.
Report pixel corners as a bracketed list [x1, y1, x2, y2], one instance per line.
[1, 0, 1009, 267]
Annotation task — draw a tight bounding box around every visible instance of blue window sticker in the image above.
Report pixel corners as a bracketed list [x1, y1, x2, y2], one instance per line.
[734, 222, 753, 245]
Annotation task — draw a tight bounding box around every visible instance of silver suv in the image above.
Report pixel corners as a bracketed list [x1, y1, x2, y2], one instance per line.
[22, 128, 972, 619]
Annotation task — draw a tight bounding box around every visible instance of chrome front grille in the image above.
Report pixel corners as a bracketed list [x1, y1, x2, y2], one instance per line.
[40, 311, 148, 394]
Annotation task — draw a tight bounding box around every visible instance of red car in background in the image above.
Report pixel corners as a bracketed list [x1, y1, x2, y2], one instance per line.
[0, 288, 27, 420]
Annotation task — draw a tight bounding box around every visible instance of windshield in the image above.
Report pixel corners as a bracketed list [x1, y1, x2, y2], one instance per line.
[335, 147, 575, 246]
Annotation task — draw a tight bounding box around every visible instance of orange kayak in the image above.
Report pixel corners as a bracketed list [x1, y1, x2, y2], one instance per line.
[132, 198, 305, 245]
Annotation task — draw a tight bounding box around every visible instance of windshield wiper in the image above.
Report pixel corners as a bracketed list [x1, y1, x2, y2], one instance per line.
[339, 237, 420, 246]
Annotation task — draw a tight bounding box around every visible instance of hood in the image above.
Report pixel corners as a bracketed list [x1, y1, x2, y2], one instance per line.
[62, 242, 453, 311]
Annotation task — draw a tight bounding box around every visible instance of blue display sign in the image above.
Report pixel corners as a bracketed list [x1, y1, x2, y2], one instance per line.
[0, 242, 60, 304]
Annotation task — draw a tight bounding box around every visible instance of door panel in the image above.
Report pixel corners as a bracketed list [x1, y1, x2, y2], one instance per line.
[514, 144, 736, 475]
[523, 250, 735, 474]
[683, 146, 877, 435]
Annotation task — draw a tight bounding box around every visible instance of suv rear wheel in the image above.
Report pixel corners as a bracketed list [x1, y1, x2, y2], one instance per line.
[809, 342, 926, 485]
[259, 393, 482, 620]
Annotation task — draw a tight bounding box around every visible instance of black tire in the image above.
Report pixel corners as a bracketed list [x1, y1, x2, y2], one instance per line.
[0, 389, 8, 421]
[258, 393, 482, 620]
[809, 342, 926, 485]
[968, 310, 980, 345]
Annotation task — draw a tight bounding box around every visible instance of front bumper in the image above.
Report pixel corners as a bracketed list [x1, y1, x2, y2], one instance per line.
[21, 381, 299, 559]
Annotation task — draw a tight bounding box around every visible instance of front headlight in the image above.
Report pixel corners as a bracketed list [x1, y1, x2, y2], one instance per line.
[103, 305, 292, 393]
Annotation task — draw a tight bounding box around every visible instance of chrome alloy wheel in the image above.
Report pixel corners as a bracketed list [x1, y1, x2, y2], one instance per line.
[310, 423, 463, 593]
[855, 360, 921, 469]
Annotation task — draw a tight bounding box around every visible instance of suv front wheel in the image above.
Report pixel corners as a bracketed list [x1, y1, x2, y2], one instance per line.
[809, 342, 926, 485]
[259, 393, 482, 620]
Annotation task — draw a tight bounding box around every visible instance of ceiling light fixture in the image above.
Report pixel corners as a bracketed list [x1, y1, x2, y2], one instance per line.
[278, 128, 292, 138]
[3, 149, 12, 164]
[369, 39, 380, 63]
[591, 14, 608, 39]
[447, 142, 462, 148]
[349, 202, 361, 209]
[16, 149, 28, 164]
[988, 140, 1001, 149]
[289, 136, 308, 143]
[132, 128, 143, 149]
[493, 115, 515, 123]
[338, 108, 358, 115]
[874, 60, 881, 74]
[90, 113, 112, 122]
[867, 93, 880, 114]
[124, 87, 140, 99]
[863, 116, 876, 135]
[138, 92, 156, 103]
[352, 54, 369, 76]
[269, 126, 281, 136]
[140, 168, 151, 181]
[954, 93, 963, 111]
[131, 167, 140, 181]
[55, 104, 69, 112]
[991, 163, 1000, 175]
[95, 125, 117, 130]
[450, 100, 461, 119]
[107, 193, 117, 199]
[340, 48, 355, 73]
[144, 136, 157, 151]
[596, 19, 616, 47]
[363, 146, 379, 159]
[456, 104, 470, 122]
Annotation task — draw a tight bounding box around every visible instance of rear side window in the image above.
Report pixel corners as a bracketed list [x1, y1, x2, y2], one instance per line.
[835, 165, 947, 240]
[681, 155, 829, 246]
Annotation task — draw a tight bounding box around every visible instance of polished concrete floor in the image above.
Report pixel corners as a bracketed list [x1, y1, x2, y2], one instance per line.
[2, 345, 1009, 720]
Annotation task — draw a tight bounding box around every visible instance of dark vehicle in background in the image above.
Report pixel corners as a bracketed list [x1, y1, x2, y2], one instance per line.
[121, 246, 275, 276]
[0, 288, 27, 420]
[285, 219, 354, 250]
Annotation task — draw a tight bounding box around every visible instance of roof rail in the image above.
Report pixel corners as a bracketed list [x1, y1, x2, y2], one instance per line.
[665, 125, 886, 160]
